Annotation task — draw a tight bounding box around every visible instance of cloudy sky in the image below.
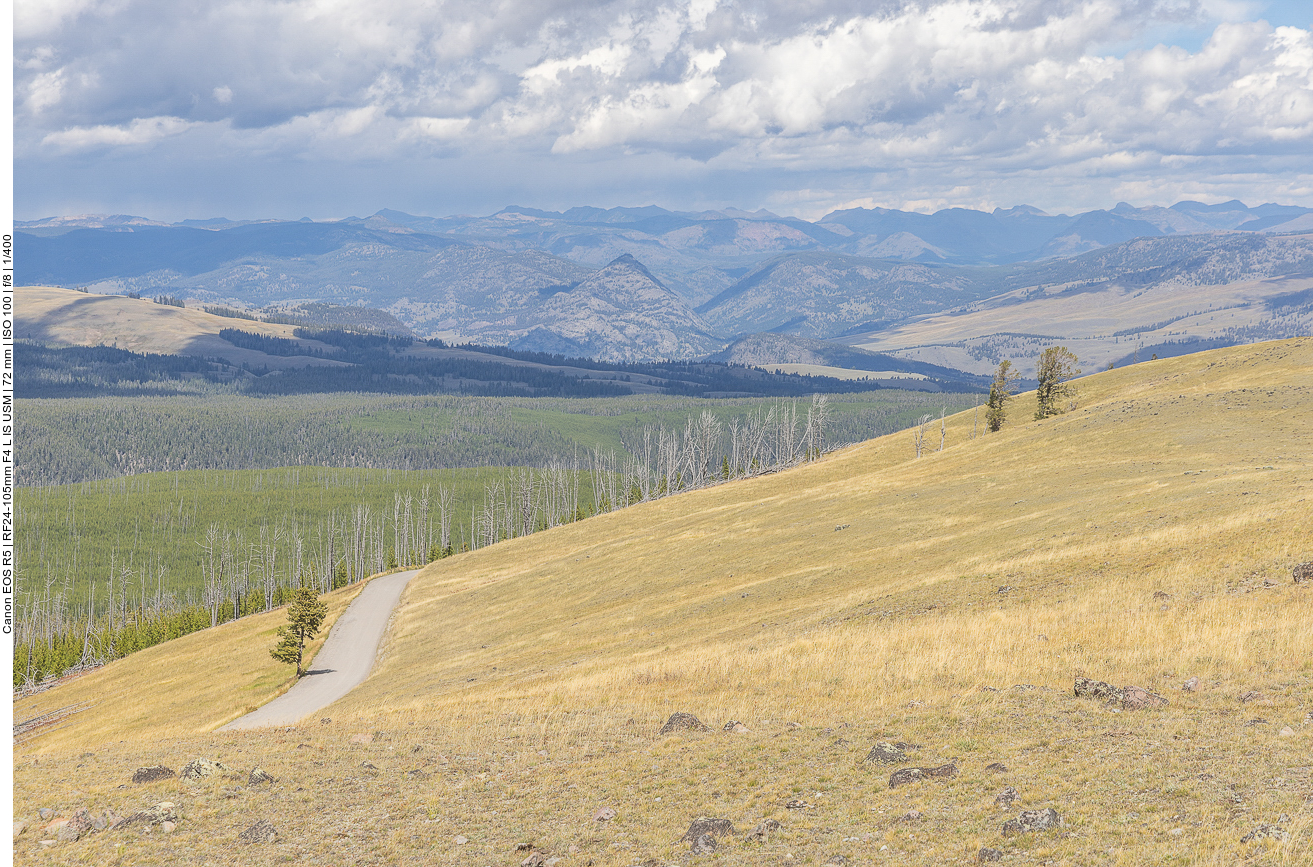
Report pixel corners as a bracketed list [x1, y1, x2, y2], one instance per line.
[14, 0, 1313, 221]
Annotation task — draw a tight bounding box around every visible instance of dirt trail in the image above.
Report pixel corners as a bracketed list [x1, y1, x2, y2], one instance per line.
[218, 569, 418, 730]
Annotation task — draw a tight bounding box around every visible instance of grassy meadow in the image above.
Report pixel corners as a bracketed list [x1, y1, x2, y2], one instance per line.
[17, 466, 544, 605]
[12, 339, 1313, 866]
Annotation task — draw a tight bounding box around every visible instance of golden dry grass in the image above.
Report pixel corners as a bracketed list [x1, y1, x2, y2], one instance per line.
[12, 338, 1313, 866]
[13, 580, 365, 750]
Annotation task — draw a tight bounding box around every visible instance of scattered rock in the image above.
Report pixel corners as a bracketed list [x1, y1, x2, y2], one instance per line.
[594, 806, 617, 822]
[826, 855, 849, 865]
[895, 810, 922, 823]
[659, 712, 710, 735]
[1152, 590, 1171, 600]
[785, 721, 803, 730]
[785, 799, 813, 810]
[14, 819, 27, 838]
[978, 848, 1003, 862]
[994, 787, 1019, 809]
[179, 758, 228, 781]
[361, 762, 379, 771]
[865, 742, 907, 765]
[680, 817, 734, 842]
[1239, 691, 1264, 703]
[744, 819, 781, 842]
[349, 732, 375, 744]
[455, 835, 469, 845]
[1240, 824, 1288, 843]
[1280, 726, 1296, 737]
[1182, 677, 1199, 692]
[997, 586, 1014, 594]
[38, 809, 53, 821]
[905, 699, 926, 708]
[1293, 562, 1312, 584]
[723, 720, 751, 734]
[132, 766, 176, 784]
[160, 821, 177, 833]
[111, 802, 178, 831]
[406, 769, 430, 780]
[889, 762, 958, 788]
[689, 834, 716, 855]
[1001, 807, 1062, 836]
[520, 851, 549, 867]
[985, 762, 1008, 773]
[1169, 827, 1184, 837]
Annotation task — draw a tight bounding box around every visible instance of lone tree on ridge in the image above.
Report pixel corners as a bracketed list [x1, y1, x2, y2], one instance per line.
[271, 586, 328, 677]
[1034, 346, 1081, 420]
[985, 359, 1019, 432]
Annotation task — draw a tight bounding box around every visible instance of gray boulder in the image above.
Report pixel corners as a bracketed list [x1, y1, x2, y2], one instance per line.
[1002, 807, 1062, 836]
[889, 762, 957, 788]
[180, 758, 228, 781]
[659, 712, 710, 734]
[132, 766, 175, 784]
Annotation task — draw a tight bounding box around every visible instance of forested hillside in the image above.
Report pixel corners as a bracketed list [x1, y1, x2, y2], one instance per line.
[17, 391, 972, 486]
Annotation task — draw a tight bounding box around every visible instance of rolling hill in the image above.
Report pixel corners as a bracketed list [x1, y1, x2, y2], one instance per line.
[13, 339, 1311, 865]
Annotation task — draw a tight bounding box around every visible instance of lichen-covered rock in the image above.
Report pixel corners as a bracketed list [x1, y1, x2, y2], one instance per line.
[180, 758, 228, 781]
[1241, 824, 1289, 843]
[1075, 677, 1166, 710]
[984, 762, 1008, 773]
[132, 766, 176, 784]
[1002, 807, 1062, 836]
[889, 762, 957, 788]
[1122, 685, 1169, 710]
[56, 810, 94, 842]
[1293, 562, 1312, 584]
[1074, 676, 1124, 703]
[659, 712, 710, 734]
[247, 767, 275, 787]
[690, 833, 717, 855]
[744, 819, 781, 842]
[111, 802, 178, 831]
[994, 786, 1019, 809]
[978, 848, 1003, 862]
[865, 742, 907, 765]
[680, 817, 734, 842]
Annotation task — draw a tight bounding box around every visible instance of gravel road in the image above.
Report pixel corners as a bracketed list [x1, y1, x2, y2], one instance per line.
[218, 569, 418, 730]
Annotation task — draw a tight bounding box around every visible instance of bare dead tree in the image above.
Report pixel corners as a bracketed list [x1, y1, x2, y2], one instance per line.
[913, 414, 931, 458]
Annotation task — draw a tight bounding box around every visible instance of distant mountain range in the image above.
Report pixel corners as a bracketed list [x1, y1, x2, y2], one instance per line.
[16, 200, 1313, 364]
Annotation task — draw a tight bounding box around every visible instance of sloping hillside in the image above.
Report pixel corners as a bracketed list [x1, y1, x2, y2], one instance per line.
[13, 339, 1312, 865]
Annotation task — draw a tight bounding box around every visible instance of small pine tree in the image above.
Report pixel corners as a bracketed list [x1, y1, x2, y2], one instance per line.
[985, 359, 1019, 432]
[270, 586, 328, 677]
[1034, 346, 1081, 420]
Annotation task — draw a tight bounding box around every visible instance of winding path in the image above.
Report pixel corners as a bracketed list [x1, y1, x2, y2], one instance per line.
[218, 569, 418, 730]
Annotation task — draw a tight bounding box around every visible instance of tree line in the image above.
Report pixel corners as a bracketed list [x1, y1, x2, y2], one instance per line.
[15, 398, 839, 689]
